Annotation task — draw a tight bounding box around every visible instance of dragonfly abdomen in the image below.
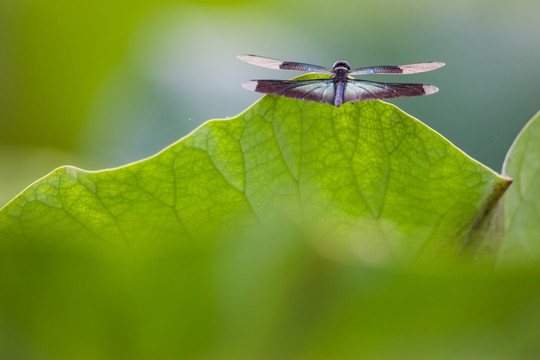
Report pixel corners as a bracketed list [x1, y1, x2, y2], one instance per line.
[332, 67, 350, 107]
[334, 81, 345, 107]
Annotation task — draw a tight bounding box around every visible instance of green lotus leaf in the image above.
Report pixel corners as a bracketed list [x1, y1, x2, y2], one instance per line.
[498, 111, 540, 267]
[0, 91, 510, 263]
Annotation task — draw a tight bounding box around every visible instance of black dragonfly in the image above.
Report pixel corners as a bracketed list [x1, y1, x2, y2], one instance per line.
[238, 54, 444, 107]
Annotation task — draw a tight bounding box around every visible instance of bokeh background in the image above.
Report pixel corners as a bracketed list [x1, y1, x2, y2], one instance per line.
[1, 0, 539, 206]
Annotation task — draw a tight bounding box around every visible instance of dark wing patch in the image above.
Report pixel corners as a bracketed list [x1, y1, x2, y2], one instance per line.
[242, 79, 336, 105]
[343, 80, 438, 103]
[237, 55, 333, 74]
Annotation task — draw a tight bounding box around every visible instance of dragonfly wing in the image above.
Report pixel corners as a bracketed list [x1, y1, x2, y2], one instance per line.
[343, 80, 438, 103]
[242, 79, 336, 105]
[349, 61, 445, 75]
[238, 54, 333, 74]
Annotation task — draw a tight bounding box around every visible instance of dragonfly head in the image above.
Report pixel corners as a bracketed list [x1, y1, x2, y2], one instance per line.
[332, 61, 350, 71]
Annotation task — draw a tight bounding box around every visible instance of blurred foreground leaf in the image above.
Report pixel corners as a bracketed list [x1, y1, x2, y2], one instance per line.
[498, 111, 540, 266]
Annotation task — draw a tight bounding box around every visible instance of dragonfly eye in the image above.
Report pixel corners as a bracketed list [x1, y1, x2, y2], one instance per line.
[333, 61, 350, 70]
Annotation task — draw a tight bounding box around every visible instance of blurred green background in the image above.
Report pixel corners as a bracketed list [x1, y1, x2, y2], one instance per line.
[1, 0, 540, 207]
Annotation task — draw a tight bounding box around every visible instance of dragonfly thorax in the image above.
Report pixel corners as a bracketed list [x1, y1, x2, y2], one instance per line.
[332, 61, 350, 71]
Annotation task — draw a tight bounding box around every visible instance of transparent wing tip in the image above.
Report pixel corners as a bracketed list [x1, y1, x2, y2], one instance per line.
[237, 54, 264, 66]
[401, 62, 446, 74]
[237, 54, 284, 70]
[237, 54, 253, 61]
[423, 84, 439, 95]
[241, 80, 258, 91]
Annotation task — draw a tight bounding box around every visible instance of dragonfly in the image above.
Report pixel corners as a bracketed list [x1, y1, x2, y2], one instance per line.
[238, 54, 444, 107]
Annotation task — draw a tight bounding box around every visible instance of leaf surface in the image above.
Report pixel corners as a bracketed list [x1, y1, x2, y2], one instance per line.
[498, 111, 540, 266]
[0, 92, 509, 262]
